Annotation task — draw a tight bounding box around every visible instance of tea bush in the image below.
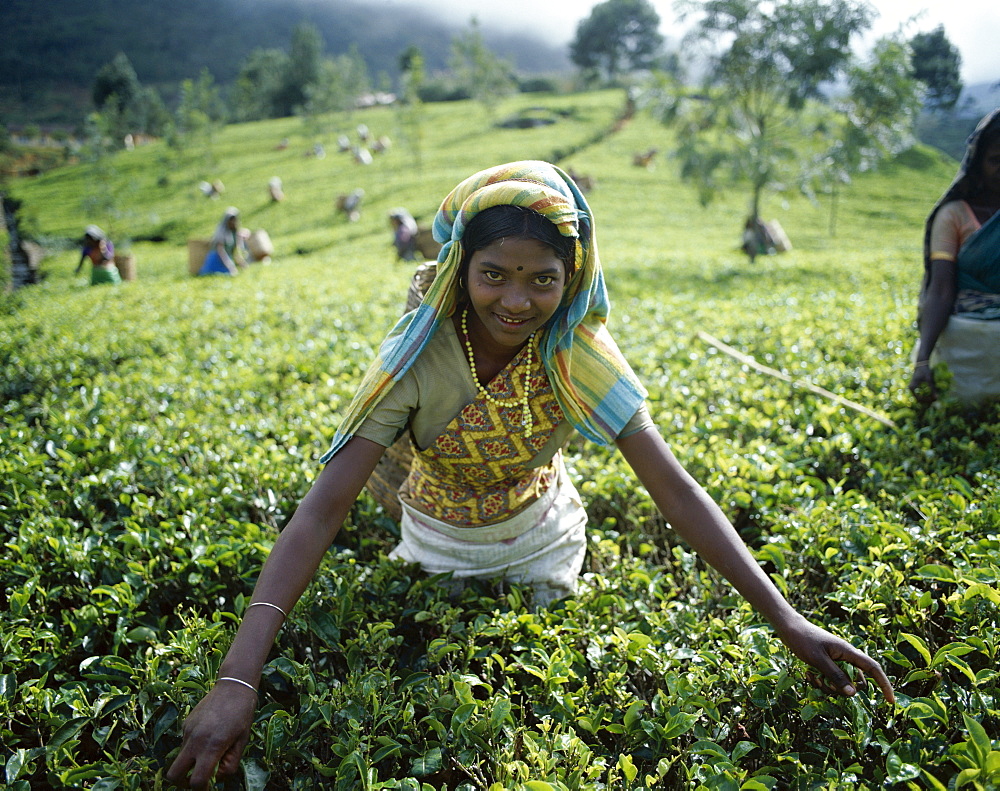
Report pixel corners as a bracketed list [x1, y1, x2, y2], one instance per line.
[2, 92, 998, 789]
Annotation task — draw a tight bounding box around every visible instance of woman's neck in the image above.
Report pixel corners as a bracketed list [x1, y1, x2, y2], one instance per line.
[453, 308, 527, 385]
[968, 194, 1000, 225]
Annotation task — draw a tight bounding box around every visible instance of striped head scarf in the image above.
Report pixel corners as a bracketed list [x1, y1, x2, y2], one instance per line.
[322, 160, 647, 461]
[210, 207, 240, 247]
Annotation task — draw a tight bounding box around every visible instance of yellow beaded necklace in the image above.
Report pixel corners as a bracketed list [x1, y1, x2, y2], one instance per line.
[461, 307, 534, 438]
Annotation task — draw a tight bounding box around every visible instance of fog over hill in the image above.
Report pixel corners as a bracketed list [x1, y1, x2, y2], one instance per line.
[2, 0, 993, 158]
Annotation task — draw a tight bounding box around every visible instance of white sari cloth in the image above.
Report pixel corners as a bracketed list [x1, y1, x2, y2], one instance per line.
[931, 315, 1000, 401]
[390, 458, 587, 604]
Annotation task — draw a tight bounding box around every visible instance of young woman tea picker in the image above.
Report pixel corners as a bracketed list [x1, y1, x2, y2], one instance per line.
[909, 107, 1000, 402]
[166, 161, 894, 789]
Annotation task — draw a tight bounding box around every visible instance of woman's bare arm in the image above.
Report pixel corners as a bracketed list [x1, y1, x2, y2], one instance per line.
[910, 259, 957, 400]
[616, 427, 894, 703]
[166, 437, 386, 789]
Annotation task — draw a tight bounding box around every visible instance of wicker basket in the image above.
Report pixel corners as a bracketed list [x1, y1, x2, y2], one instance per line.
[247, 229, 274, 262]
[113, 253, 137, 281]
[364, 261, 439, 520]
[414, 227, 442, 261]
[187, 239, 212, 275]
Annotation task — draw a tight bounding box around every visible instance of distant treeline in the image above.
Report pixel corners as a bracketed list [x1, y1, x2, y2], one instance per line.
[0, 0, 568, 125]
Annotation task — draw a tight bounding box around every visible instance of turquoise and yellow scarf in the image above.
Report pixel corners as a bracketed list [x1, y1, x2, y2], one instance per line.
[322, 160, 647, 461]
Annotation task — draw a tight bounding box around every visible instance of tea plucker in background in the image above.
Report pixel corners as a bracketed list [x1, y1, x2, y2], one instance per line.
[167, 161, 894, 789]
[75, 224, 121, 286]
[388, 206, 419, 261]
[198, 206, 246, 276]
[909, 108, 1000, 402]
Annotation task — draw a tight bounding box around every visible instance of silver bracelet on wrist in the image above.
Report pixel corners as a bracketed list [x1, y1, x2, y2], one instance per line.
[247, 601, 288, 618]
[913, 360, 930, 369]
[217, 676, 258, 693]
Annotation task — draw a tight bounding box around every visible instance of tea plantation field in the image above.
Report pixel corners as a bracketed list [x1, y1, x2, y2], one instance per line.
[2, 91, 999, 789]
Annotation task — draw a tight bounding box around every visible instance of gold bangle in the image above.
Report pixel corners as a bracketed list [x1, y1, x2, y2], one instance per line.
[247, 601, 288, 618]
[217, 676, 258, 693]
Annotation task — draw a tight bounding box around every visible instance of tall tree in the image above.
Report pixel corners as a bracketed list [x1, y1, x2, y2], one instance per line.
[449, 18, 516, 118]
[231, 48, 289, 122]
[92, 53, 141, 116]
[909, 26, 963, 113]
[570, 0, 663, 84]
[80, 108, 132, 237]
[273, 23, 325, 117]
[91, 53, 168, 139]
[648, 0, 878, 226]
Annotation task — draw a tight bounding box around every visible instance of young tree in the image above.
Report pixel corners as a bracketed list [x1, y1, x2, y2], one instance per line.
[176, 69, 224, 132]
[399, 46, 423, 77]
[341, 45, 371, 104]
[397, 47, 427, 168]
[570, 0, 663, 84]
[80, 109, 132, 237]
[132, 86, 172, 137]
[449, 18, 517, 119]
[303, 59, 351, 122]
[812, 34, 923, 234]
[173, 69, 223, 168]
[647, 0, 876, 228]
[909, 26, 963, 113]
[301, 47, 370, 135]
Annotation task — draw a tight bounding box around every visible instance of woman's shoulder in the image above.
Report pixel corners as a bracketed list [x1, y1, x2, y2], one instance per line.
[930, 200, 976, 238]
[935, 199, 973, 222]
[413, 315, 461, 361]
[380, 317, 466, 395]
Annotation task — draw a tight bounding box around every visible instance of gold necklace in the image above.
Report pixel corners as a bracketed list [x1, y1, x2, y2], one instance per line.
[461, 307, 534, 438]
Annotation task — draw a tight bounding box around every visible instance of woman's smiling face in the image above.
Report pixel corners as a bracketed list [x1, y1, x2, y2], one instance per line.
[465, 236, 566, 355]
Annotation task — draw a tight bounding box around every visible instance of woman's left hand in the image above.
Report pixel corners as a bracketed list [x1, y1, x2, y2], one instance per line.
[616, 429, 896, 705]
[908, 364, 937, 403]
[775, 613, 895, 703]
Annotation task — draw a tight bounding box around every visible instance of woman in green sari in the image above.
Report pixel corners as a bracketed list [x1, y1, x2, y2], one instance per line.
[75, 225, 121, 286]
[910, 108, 1000, 402]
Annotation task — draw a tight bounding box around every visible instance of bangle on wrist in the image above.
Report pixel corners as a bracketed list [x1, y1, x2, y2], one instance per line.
[246, 601, 288, 619]
[217, 676, 258, 694]
[913, 360, 930, 369]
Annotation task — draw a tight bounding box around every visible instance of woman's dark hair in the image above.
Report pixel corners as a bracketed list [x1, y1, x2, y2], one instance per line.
[461, 205, 576, 271]
[971, 123, 1000, 184]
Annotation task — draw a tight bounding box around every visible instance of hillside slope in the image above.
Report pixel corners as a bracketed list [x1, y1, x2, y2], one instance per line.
[9, 89, 958, 274]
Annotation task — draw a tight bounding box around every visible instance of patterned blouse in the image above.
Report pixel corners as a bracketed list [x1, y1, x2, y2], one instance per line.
[401, 337, 564, 525]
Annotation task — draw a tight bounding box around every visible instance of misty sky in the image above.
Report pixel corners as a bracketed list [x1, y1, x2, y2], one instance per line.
[390, 0, 999, 85]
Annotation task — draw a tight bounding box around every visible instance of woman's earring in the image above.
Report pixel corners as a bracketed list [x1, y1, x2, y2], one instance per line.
[458, 277, 466, 289]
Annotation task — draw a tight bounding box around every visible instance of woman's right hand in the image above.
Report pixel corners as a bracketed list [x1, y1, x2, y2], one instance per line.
[164, 440, 386, 787]
[908, 364, 936, 403]
[165, 682, 258, 789]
